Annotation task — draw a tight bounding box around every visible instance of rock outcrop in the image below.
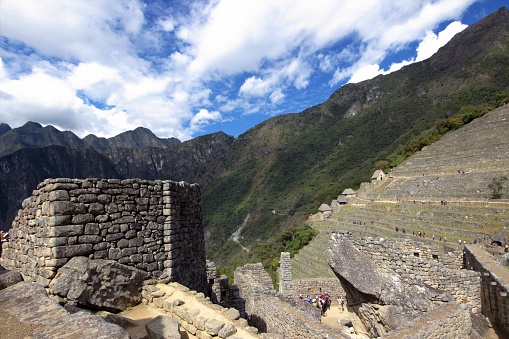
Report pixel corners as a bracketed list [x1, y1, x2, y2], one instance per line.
[49, 256, 150, 312]
[328, 233, 453, 337]
[0, 281, 129, 338]
[0, 266, 23, 290]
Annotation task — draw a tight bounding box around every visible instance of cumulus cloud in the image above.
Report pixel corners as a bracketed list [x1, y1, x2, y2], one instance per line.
[0, 0, 485, 139]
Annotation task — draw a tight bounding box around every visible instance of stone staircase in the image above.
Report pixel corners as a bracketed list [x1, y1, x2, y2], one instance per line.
[290, 105, 509, 280]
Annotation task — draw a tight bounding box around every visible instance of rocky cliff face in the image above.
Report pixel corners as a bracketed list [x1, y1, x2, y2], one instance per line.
[0, 131, 234, 231]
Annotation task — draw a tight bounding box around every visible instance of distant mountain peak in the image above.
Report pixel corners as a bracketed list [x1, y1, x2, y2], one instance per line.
[22, 121, 43, 129]
[0, 123, 11, 137]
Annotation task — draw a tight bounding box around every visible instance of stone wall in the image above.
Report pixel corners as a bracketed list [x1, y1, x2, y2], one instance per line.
[142, 282, 260, 338]
[1, 178, 207, 294]
[234, 263, 349, 338]
[463, 244, 509, 333]
[280, 252, 344, 300]
[383, 303, 473, 339]
[340, 233, 481, 312]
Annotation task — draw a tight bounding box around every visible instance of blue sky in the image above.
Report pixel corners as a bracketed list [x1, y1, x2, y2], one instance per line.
[0, 0, 504, 140]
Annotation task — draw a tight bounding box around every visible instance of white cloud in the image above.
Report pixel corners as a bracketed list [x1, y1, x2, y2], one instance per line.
[239, 76, 272, 98]
[270, 89, 285, 104]
[416, 21, 468, 61]
[0, 0, 485, 139]
[188, 108, 223, 134]
[346, 20, 469, 84]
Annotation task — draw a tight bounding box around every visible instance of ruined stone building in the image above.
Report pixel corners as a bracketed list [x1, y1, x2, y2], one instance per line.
[1, 178, 207, 294]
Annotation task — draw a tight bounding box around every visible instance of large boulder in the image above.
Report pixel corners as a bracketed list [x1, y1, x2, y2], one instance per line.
[0, 265, 23, 290]
[145, 315, 180, 339]
[49, 256, 150, 312]
[0, 281, 129, 338]
[328, 234, 451, 337]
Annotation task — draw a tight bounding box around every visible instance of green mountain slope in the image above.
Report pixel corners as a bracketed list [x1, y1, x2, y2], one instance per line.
[202, 7, 509, 267]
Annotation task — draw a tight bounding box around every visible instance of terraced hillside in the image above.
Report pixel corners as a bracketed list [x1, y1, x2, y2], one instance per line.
[365, 105, 509, 201]
[290, 106, 509, 280]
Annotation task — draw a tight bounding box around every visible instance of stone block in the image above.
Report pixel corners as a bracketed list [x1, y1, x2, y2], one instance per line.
[146, 262, 159, 271]
[93, 242, 109, 250]
[78, 235, 102, 244]
[130, 254, 142, 263]
[106, 233, 124, 242]
[97, 194, 111, 204]
[93, 250, 108, 259]
[182, 321, 198, 335]
[45, 215, 73, 227]
[205, 318, 225, 336]
[121, 247, 137, 257]
[125, 229, 137, 239]
[145, 315, 180, 339]
[45, 258, 68, 268]
[218, 324, 237, 338]
[223, 308, 241, 321]
[113, 216, 135, 224]
[88, 203, 105, 215]
[118, 257, 130, 265]
[52, 244, 92, 258]
[84, 223, 100, 235]
[45, 224, 84, 237]
[194, 315, 209, 331]
[109, 248, 122, 260]
[77, 194, 98, 203]
[143, 254, 154, 263]
[153, 296, 164, 308]
[128, 237, 144, 247]
[48, 190, 70, 202]
[49, 201, 86, 215]
[117, 239, 129, 249]
[72, 213, 95, 224]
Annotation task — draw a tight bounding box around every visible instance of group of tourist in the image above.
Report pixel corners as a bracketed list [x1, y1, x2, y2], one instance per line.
[299, 292, 331, 316]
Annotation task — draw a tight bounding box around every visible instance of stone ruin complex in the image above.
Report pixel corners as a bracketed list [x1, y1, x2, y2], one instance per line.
[1, 176, 509, 338]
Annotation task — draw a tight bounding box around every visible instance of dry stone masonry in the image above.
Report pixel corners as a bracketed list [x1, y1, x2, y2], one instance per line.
[330, 231, 481, 313]
[464, 244, 509, 333]
[1, 178, 207, 294]
[142, 282, 260, 338]
[279, 252, 344, 300]
[234, 263, 348, 338]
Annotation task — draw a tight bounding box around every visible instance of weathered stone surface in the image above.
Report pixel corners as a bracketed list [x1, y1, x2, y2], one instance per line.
[328, 233, 452, 337]
[145, 315, 180, 339]
[52, 243, 92, 258]
[102, 311, 139, 328]
[223, 307, 241, 320]
[49, 256, 150, 312]
[205, 318, 225, 336]
[35, 310, 130, 338]
[218, 323, 237, 338]
[0, 281, 129, 338]
[0, 266, 23, 290]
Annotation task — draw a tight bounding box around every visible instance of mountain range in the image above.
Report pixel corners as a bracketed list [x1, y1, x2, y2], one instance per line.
[1, 7, 508, 271]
